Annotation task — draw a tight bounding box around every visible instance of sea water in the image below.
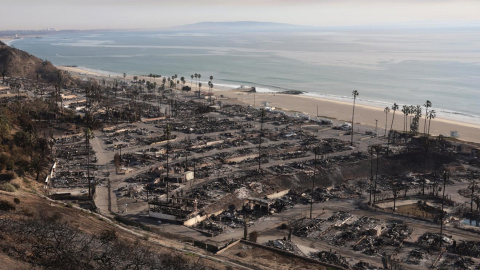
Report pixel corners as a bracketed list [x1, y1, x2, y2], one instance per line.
[9, 28, 480, 125]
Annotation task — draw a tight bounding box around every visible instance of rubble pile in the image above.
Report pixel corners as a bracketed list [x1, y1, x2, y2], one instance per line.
[382, 223, 412, 242]
[405, 249, 425, 265]
[196, 220, 224, 236]
[266, 239, 304, 256]
[353, 261, 383, 270]
[416, 232, 452, 247]
[51, 134, 97, 188]
[450, 240, 480, 258]
[354, 236, 385, 255]
[323, 216, 380, 247]
[328, 211, 353, 222]
[438, 254, 477, 270]
[313, 250, 351, 269]
[291, 217, 325, 237]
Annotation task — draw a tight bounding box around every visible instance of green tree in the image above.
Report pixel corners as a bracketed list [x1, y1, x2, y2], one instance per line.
[0, 112, 11, 142]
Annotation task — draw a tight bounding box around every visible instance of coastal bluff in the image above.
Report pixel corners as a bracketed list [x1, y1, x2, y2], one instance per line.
[0, 41, 73, 84]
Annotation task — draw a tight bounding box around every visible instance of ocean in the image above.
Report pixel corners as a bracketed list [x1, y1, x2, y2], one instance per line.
[8, 28, 480, 125]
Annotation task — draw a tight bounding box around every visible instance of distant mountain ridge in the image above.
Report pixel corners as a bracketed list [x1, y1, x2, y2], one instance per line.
[168, 21, 314, 32]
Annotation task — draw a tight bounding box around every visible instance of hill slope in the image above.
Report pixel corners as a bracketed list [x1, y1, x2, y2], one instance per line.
[0, 41, 72, 84]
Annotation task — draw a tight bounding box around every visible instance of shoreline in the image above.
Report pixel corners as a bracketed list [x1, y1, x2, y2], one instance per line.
[59, 65, 480, 144]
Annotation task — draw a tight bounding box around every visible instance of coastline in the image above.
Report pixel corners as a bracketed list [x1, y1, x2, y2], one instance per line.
[59, 65, 480, 144]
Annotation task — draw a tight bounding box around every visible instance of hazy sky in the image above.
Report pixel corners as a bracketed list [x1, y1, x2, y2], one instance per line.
[1, 0, 480, 30]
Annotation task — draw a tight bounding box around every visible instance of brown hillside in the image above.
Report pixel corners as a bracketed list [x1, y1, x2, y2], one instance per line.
[0, 41, 73, 84]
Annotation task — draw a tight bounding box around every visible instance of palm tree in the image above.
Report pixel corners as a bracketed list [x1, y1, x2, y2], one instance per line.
[423, 100, 432, 135]
[161, 77, 166, 90]
[410, 105, 422, 134]
[401, 105, 408, 134]
[209, 75, 214, 100]
[408, 105, 415, 132]
[208, 81, 214, 105]
[390, 103, 399, 132]
[384, 107, 390, 137]
[133, 75, 138, 82]
[180, 77, 185, 90]
[190, 75, 194, 88]
[427, 110, 436, 136]
[387, 103, 399, 151]
[351, 90, 359, 146]
[194, 73, 198, 91]
[123, 73, 126, 83]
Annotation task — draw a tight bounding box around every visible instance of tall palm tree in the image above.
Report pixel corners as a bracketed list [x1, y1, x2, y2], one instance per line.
[408, 105, 415, 132]
[351, 90, 359, 146]
[209, 75, 213, 99]
[390, 103, 399, 132]
[194, 73, 198, 91]
[387, 103, 399, 151]
[423, 100, 431, 135]
[401, 105, 408, 134]
[427, 110, 436, 136]
[208, 81, 214, 105]
[190, 75, 194, 88]
[384, 107, 390, 137]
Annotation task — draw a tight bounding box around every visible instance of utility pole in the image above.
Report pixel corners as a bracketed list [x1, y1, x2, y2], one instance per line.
[440, 171, 448, 237]
[310, 149, 317, 219]
[470, 171, 476, 214]
[369, 146, 374, 205]
[107, 177, 111, 212]
[258, 109, 265, 172]
[243, 213, 248, 240]
[375, 119, 378, 136]
[165, 123, 171, 203]
[316, 105, 319, 117]
[374, 145, 380, 204]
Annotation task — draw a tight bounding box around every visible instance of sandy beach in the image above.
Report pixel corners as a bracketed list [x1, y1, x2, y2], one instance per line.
[59, 66, 480, 144]
[216, 90, 480, 144]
